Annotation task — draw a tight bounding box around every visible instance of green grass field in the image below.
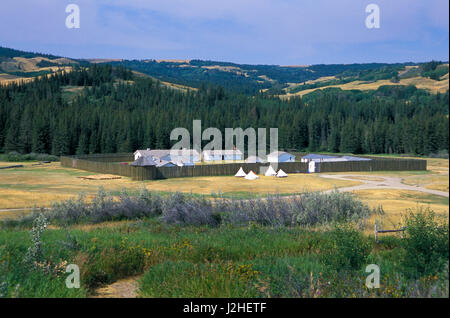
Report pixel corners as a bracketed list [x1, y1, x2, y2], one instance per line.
[0, 211, 448, 298]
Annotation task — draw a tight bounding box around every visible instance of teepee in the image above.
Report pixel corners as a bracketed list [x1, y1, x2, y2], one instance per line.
[245, 170, 259, 180]
[264, 165, 277, 176]
[276, 169, 288, 178]
[235, 167, 247, 177]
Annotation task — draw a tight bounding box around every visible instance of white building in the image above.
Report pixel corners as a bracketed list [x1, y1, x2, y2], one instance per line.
[202, 149, 243, 161]
[223, 150, 243, 161]
[202, 150, 223, 161]
[134, 149, 200, 163]
[174, 160, 195, 167]
[130, 156, 157, 167]
[245, 156, 264, 163]
[267, 151, 295, 163]
[301, 154, 372, 163]
[154, 159, 176, 168]
[300, 154, 339, 163]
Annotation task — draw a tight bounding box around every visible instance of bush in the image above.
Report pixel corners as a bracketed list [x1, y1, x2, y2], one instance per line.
[321, 224, 372, 271]
[160, 193, 218, 227]
[402, 208, 449, 277]
[218, 190, 376, 227]
[43, 187, 162, 225]
[5, 188, 377, 229]
[428, 150, 449, 159]
[22, 213, 49, 269]
[1, 152, 59, 162]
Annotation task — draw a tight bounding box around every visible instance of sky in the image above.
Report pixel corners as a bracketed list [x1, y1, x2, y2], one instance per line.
[1, 0, 448, 65]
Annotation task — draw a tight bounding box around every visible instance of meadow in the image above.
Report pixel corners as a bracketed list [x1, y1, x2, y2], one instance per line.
[1, 157, 447, 234]
[0, 161, 361, 210]
[0, 190, 447, 298]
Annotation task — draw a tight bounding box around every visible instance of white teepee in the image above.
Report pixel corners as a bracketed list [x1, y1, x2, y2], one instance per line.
[235, 167, 247, 177]
[245, 170, 259, 180]
[276, 169, 288, 178]
[264, 165, 277, 176]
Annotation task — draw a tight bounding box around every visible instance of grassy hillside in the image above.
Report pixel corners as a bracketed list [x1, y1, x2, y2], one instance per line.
[0, 47, 80, 86]
[282, 62, 449, 98]
[109, 59, 420, 94]
[1, 47, 447, 97]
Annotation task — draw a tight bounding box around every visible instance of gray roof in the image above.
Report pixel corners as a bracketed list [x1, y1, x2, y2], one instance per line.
[341, 156, 372, 161]
[155, 159, 176, 167]
[202, 149, 243, 155]
[130, 156, 157, 167]
[135, 149, 199, 158]
[304, 154, 372, 162]
[302, 154, 338, 160]
[268, 151, 295, 158]
[245, 156, 264, 163]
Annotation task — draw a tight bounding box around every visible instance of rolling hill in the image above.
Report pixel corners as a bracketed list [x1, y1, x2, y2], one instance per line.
[0, 46, 448, 97]
[280, 63, 449, 98]
[0, 47, 80, 85]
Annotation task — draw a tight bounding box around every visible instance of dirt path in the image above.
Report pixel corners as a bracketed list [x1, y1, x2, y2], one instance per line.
[90, 276, 140, 298]
[319, 174, 449, 198]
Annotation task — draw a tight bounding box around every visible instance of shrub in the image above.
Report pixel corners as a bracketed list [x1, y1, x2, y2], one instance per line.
[218, 190, 376, 227]
[402, 208, 449, 277]
[293, 190, 374, 226]
[160, 193, 218, 227]
[1, 152, 59, 162]
[22, 213, 49, 269]
[428, 150, 449, 159]
[321, 224, 372, 271]
[4, 188, 377, 229]
[27, 187, 163, 225]
[217, 195, 295, 227]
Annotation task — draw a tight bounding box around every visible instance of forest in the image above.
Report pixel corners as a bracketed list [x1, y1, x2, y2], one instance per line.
[110, 59, 416, 95]
[0, 64, 448, 157]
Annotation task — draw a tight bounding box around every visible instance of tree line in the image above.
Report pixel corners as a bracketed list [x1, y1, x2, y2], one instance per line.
[0, 65, 448, 157]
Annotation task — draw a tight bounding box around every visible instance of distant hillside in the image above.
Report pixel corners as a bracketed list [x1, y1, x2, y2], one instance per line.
[280, 62, 449, 98]
[108, 59, 421, 94]
[1, 46, 448, 96]
[0, 47, 81, 85]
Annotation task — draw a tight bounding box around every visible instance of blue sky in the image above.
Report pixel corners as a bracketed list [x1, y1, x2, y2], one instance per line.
[1, 0, 448, 65]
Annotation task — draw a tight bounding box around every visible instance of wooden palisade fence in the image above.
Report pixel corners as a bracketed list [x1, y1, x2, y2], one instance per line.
[61, 153, 427, 181]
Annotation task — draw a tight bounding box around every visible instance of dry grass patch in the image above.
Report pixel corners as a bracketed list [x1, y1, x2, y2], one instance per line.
[0, 162, 144, 208]
[280, 75, 449, 99]
[352, 189, 449, 234]
[0, 189, 76, 209]
[402, 174, 449, 192]
[424, 183, 450, 192]
[143, 174, 360, 196]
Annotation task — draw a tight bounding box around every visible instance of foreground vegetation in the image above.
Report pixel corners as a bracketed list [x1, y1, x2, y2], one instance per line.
[0, 190, 447, 298]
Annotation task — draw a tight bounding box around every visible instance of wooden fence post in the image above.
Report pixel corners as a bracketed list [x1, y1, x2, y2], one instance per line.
[374, 223, 378, 243]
